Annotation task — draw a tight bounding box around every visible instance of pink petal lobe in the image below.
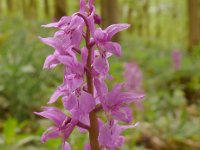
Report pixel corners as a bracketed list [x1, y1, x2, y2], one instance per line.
[93, 56, 109, 75]
[103, 42, 121, 57]
[62, 142, 71, 150]
[48, 89, 63, 104]
[62, 94, 77, 111]
[94, 28, 108, 42]
[42, 22, 58, 28]
[34, 107, 66, 126]
[105, 24, 130, 40]
[112, 106, 132, 123]
[84, 143, 91, 150]
[81, 47, 88, 65]
[79, 91, 95, 113]
[98, 124, 113, 148]
[94, 77, 108, 97]
[41, 127, 59, 142]
[43, 54, 59, 69]
[39, 37, 57, 49]
[119, 92, 145, 103]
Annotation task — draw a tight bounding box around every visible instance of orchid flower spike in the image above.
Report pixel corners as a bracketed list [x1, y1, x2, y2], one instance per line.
[36, 0, 144, 149]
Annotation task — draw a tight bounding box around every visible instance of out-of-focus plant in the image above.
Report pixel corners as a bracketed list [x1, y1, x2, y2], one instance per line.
[0, 118, 39, 150]
[123, 62, 143, 93]
[171, 49, 181, 70]
[0, 19, 62, 120]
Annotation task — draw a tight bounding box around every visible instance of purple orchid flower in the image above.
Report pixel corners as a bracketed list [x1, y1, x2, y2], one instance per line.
[60, 86, 95, 129]
[98, 120, 139, 150]
[42, 15, 84, 46]
[42, 50, 75, 70]
[63, 64, 84, 93]
[93, 24, 130, 57]
[93, 51, 110, 76]
[34, 107, 77, 149]
[62, 89, 95, 117]
[99, 84, 144, 123]
[92, 24, 129, 76]
[47, 59, 85, 104]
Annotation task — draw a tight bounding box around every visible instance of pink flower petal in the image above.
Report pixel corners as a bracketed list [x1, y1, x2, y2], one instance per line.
[94, 28, 108, 42]
[42, 16, 72, 29]
[79, 91, 95, 113]
[41, 127, 59, 142]
[62, 142, 71, 150]
[39, 37, 57, 49]
[84, 143, 91, 150]
[93, 56, 109, 75]
[34, 107, 66, 126]
[81, 47, 88, 66]
[43, 54, 59, 69]
[105, 24, 130, 40]
[94, 77, 108, 97]
[103, 42, 121, 57]
[111, 106, 132, 123]
[62, 94, 77, 111]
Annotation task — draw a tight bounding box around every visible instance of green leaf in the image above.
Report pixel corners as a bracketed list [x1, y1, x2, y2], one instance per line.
[3, 118, 17, 144]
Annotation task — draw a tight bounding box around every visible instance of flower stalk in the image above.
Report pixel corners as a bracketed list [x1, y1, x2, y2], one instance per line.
[86, 29, 100, 150]
[82, 12, 100, 149]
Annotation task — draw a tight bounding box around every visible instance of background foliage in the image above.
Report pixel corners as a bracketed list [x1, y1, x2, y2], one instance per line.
[0, 0, 200, 149]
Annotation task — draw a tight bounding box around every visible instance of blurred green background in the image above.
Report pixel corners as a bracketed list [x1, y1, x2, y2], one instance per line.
[0, 0, 200, 150]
